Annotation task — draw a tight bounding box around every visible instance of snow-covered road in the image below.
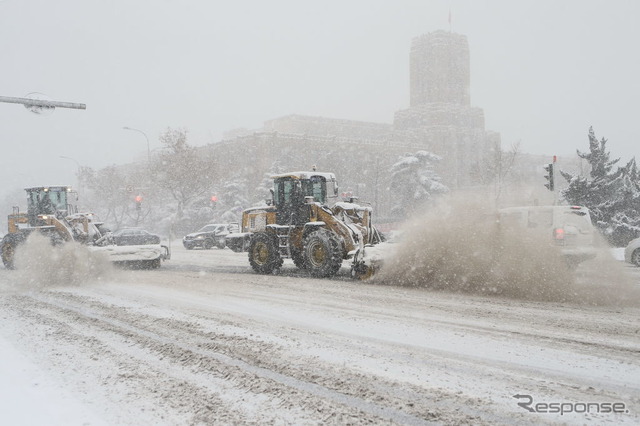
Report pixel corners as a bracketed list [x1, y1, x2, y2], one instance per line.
[0, 244, 638, 425]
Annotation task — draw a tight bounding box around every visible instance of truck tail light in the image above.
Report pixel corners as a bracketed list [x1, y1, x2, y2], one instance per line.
[553, 228, 565, 245]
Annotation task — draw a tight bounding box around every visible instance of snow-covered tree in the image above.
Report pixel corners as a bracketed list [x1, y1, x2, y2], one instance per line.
[602, 158, 640, 245]
[150, 127, 216, 220]
[214, 178, 250, 223]
[77, 165, 149, 230]
[254, 161, 285, 205]
[389, 150, 449, 218]
[561, 127, 640, 246]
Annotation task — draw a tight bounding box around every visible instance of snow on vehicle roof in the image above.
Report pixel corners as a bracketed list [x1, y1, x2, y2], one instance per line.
[270, 171, 336, 180]
[24, 186, 74, 191]
[334, 202, 372, 212]
[499, 205, 589, 212]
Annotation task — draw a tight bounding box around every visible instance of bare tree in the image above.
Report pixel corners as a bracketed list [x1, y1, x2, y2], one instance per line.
[470, 140, 520, 202]
[150, 127, 216, 219]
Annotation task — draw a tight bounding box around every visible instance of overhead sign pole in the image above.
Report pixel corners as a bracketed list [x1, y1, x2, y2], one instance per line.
[0, 95, 86, 110]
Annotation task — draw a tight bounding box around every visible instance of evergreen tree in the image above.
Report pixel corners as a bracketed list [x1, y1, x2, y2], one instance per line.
[389, 150, 448, 218]
[605, 158, 640, 245]
[561, 127, 640, 246]
[214, 178, 250, 223]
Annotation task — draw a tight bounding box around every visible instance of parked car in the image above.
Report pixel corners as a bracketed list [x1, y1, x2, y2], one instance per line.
[498, 205, 598, 268]
[112, 228, 161, 246]
[624, 237, 640, 266]
[183, 223, 235, 250]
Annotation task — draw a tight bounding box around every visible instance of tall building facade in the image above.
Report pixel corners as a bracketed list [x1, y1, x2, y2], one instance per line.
[410, 30, 471, 107]
[394, 30, 500, 188]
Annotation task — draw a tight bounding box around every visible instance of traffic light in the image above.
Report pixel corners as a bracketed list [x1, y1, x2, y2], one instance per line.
[543, 163, 554, 191]
[210, 195, 218, 208]
[135, 195, 143, 210]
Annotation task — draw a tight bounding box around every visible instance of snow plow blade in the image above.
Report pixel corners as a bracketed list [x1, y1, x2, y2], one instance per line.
[89, 244, 170, 269]
[350, 243, 390, 280]
[351, 260, 378, 280]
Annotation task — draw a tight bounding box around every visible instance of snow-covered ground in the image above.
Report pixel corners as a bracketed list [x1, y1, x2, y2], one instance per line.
[0, 241, 638, 425]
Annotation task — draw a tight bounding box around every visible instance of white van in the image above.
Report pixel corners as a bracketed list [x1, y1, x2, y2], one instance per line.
[498, 205, 598, 267]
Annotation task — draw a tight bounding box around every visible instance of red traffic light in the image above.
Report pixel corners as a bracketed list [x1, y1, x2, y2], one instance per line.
[135, 195, 143, 203]
[210, 195, 218, 202]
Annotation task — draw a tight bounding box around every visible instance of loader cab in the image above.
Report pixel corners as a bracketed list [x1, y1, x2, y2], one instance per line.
[26, 186, 76, 225]
[272, 172, 338, 226]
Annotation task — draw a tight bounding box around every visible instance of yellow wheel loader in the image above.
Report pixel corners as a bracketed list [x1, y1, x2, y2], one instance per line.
[1, 186, 170, 269]
[225, 171, 383, 279]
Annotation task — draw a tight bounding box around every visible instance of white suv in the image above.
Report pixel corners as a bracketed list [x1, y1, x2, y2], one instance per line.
[498, 205, 598, 267]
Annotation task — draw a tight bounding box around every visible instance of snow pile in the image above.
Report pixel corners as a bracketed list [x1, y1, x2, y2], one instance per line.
[14, 233, 113, 289]
[374, 197, 638, 304]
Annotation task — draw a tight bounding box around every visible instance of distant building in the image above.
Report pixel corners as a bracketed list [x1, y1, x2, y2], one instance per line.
[263, 115, 392, 142]
[219, 30, 500, 191]
[394, 30, 500, 188]
[208, 29, 579, 212]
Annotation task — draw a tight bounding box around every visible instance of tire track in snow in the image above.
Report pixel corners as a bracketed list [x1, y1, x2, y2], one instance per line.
[71, 273, 640, 423]
[24, 292, 441, 426]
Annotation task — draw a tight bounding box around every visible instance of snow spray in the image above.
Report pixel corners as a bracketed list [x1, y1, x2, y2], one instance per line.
[13, 232, 113, 289]
[374, 194, 639, 305]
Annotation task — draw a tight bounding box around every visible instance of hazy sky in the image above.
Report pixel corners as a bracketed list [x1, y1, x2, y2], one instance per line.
[1, 0, 639, 199]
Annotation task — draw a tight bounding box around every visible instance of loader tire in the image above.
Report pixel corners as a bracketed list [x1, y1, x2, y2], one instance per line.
[303, 229, 343, 278]
[1, 240, 16, 270]
[291, 248, 306, 269]
[248, 233, 282, 274]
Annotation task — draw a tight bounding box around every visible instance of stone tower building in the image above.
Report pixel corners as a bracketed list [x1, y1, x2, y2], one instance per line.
[410, 30, 470, 107]
[394, 30, 500, 189]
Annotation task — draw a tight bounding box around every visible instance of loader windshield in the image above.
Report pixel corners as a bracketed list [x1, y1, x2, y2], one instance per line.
[27, 187, 69, 215]
[274, 176, 327, 207]
[46, 190, 69, 211]
[301, 176, 326, 204]
[275, 179, 296, 206]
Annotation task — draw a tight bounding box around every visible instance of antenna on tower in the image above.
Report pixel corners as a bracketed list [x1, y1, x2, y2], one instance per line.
[448, 9, 452, 32]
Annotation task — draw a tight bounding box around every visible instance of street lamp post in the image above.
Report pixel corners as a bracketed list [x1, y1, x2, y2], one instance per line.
[59, 155, 80, 169]
[122, 126, 150, 162]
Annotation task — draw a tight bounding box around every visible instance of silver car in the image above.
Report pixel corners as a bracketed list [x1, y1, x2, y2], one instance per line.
[182, 223, 232, 250]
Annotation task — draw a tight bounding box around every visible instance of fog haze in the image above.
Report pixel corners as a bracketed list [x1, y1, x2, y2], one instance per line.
[1, 0, 639, 199]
